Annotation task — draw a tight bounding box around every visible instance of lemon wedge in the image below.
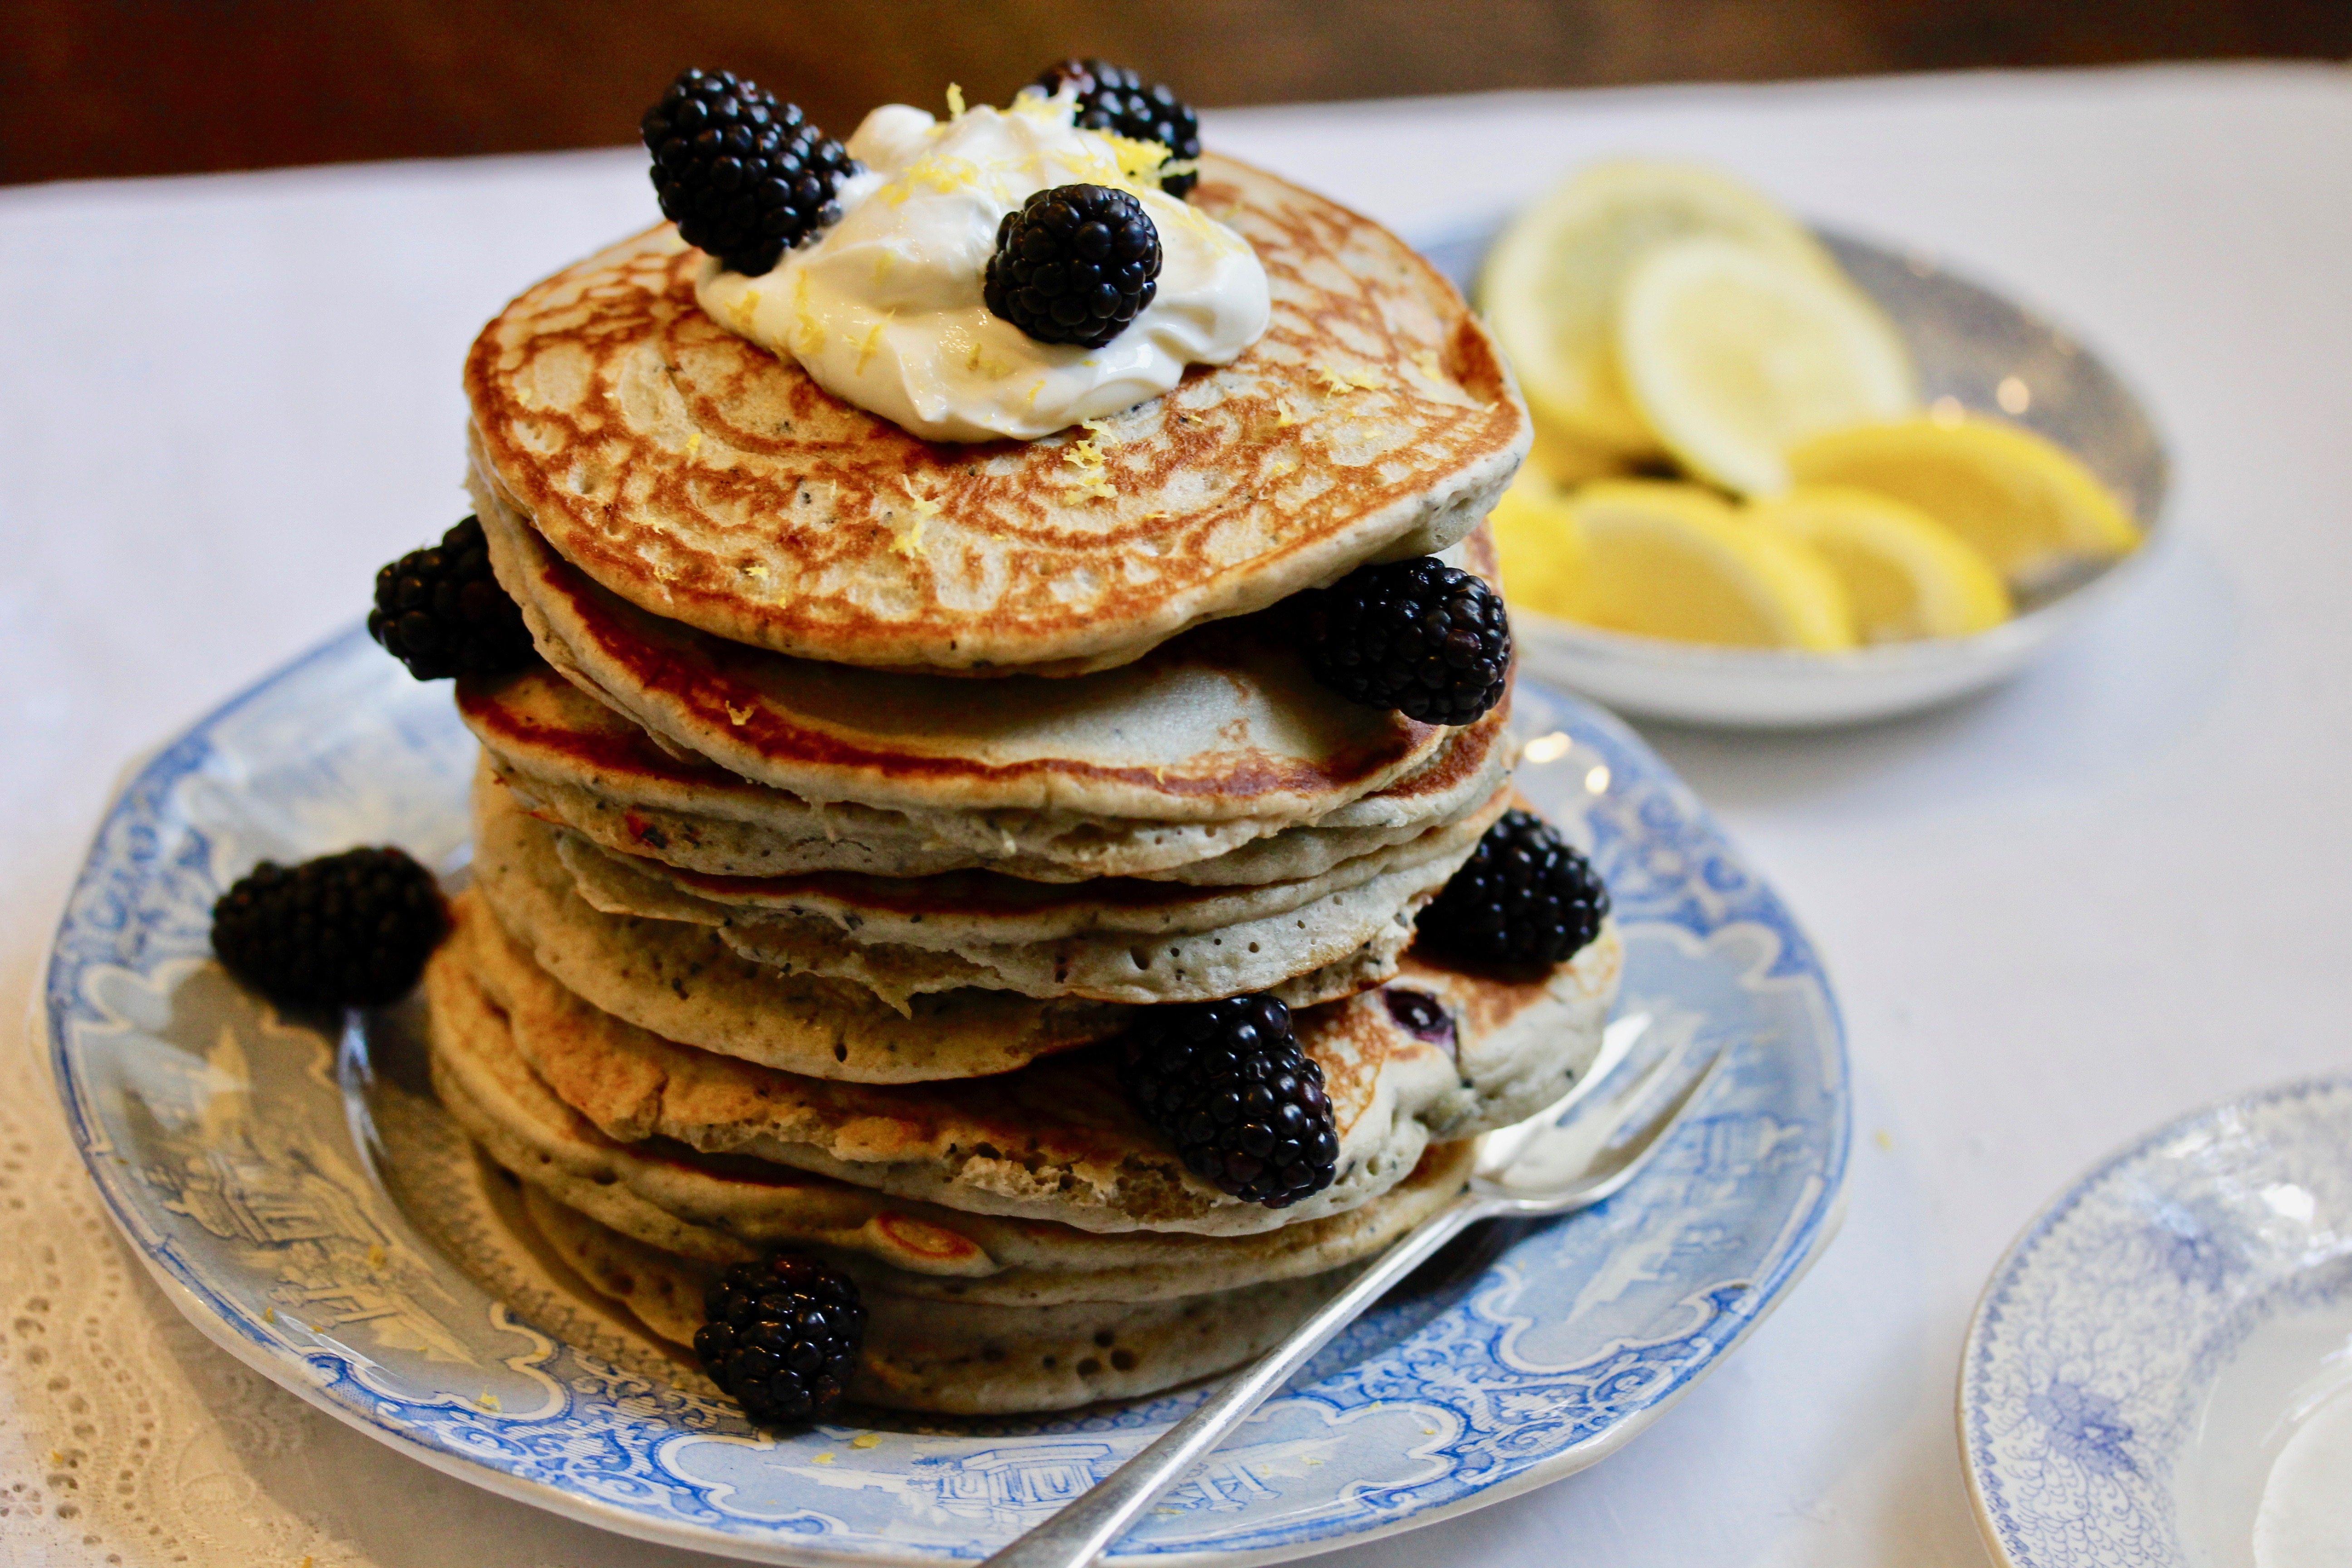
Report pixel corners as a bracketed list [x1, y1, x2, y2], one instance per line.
[1787, 415, 2139, 586]
[1560, 480, 1857, 650]
[1617, 238, 1917, 497]
[1490, 468, 1586, 616]
[1480, 160, 1840, 457]
[1748, 486, 2010, 642]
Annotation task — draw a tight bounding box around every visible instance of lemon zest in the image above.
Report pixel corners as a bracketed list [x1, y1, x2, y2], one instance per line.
[813, 1452, 836, 1465]
[851, 1432, 883, 1449]
[685, 431, 703, 458]
[1272, 402, 1299, 428]
[727, 286, 762, 333]
[1316, 365, 1383, 396]
[1009, 89, 1069, 125]
[894, 478, 940, 559]
[1413, 349, 1444, 382]
[855, 313, 893, 375]
[1101, 130, 1171, 183]
[1062, 426, 1117, 500]
[945, 83, 966, 118]
[479, 1392, 501, 1411]
[793, 269, 822, 353]
[742, 561, 767, 580]
[725, 702, 755, 726]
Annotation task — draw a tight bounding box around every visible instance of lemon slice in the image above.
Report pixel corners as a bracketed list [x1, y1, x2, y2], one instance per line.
[1479, 160, 1840, 456]
[1490, 467, 1587, 617]
[1561, 480, 1856, 650]
[1617, 238, 1917, 497]
[1749, 486, 2010, 642]
[1787, 415, 2140, 585]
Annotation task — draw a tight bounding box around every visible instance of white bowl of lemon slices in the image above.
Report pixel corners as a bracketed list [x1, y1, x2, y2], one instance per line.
[1422, 161, 2168, 729]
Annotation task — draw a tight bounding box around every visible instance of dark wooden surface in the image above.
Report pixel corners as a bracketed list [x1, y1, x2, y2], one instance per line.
[4, 0, 2345, 186]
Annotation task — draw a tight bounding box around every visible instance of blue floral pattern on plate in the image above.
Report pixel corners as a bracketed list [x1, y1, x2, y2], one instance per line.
[1962, 1077, 2352, 1568]
[45, 631, 1850, 1564]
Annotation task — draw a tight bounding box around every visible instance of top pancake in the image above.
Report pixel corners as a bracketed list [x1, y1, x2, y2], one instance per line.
[464, 153, 1530, 676]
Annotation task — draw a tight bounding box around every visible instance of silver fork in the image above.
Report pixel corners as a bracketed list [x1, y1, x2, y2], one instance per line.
[981, 1012, 1725, 1568]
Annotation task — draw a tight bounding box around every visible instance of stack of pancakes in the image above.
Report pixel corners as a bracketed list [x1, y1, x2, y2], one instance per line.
[422, 152, 1624, 1414]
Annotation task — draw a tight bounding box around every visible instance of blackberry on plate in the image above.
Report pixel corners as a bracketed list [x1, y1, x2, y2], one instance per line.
[640, 67, 856, 275]
[1418, 808, 1610, 967]
[1032, 58, 1203, 198]
[1303, 557, 1512, 725]
[694, 1252, 865, 1425]
[211, 848, 447, 1009]
[984, 184, 1162, 349]
[1118, 994, 1340, 1209]
[368, 515, 538, 681]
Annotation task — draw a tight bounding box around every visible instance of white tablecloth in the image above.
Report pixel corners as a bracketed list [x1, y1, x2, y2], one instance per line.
[4, 61, 2348, 1568]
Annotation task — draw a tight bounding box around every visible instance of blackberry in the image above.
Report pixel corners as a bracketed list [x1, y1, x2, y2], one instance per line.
[1418, 809, 1610, 967]
[1118, 994, 1340, 1208]
[211, 848, 447, 1009]
[640, 68, 855, 275]
[693, 1253, 865, 1425]
[368, 516, 537, 681]
[1303, 557, 1512, 725]
[1032, 58, 1203, 198]
[984, 185, 1162, 349]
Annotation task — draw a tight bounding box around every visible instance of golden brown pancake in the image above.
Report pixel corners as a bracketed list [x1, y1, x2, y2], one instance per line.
[429, 884, 1621, 1236]
[477, 484, 1496, 823]
[462, 661, 1515, 884]
[427, 956, 1475, 1303]
[465, 153, 1529, 676]
[519, 1185, 1357, 1414]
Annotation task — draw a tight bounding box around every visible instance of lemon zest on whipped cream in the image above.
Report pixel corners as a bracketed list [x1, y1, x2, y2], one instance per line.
[1101, 131, 1173, 185]
[791, 269, 823, 353]
[945, 82, 966, 118]
[855, 313, 893, 374]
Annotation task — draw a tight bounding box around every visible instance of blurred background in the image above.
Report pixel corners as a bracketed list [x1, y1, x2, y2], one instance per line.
[4, 0, 2347, 186]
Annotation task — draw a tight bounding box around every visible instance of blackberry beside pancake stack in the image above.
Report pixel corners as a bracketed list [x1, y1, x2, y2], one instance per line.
[405, 66, 1621, 1418]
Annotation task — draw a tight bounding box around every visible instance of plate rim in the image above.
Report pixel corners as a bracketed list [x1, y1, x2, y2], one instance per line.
[1955, 1073, 2352, 1568]
[44, 627, 1852, 1565]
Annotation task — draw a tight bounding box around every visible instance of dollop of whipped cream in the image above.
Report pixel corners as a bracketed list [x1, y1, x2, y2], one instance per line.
[695, 95, 1271, 443]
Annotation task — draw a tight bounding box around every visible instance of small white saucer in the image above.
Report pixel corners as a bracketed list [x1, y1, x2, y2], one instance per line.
[1960, 1078, 2352, 1568]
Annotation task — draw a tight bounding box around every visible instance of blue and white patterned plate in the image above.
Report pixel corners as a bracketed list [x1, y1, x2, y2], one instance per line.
[45, 630, 1849, 1564]
[1962, 1078, 2352, 1568]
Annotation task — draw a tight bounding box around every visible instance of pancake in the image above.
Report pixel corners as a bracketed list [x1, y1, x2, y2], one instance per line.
[428, 954, 1473, 1304]
[470, 780, 1401, 1067]
[521, 1186, 1354, 1414]
[434, 884, 1622, 1236]
[477, 481, 1496, 825]
[463, 662, 1515, 884]
[470, 792, 1128, 1081]
[464, 153, 1530, 677]
[533, 779, 1509, 1007]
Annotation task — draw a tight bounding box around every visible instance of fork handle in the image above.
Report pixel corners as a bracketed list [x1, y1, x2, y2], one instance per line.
[980, 1190, 1492, 1568]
